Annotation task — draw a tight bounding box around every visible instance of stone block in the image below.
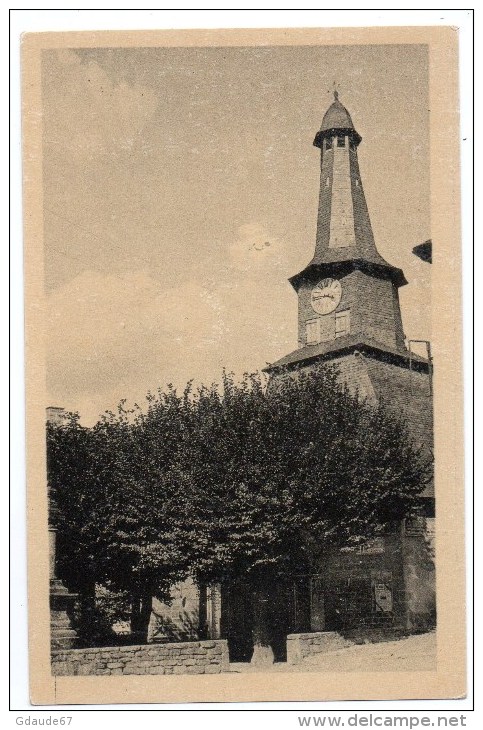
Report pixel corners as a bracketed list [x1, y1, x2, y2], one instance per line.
[52, 663, 73, 676]
[200, 641, 216, 649]
[204, 665, 221, 674]
[77, 663, 100, 675]
[287, 632, 353, 664]
[134, 659, 155, 667]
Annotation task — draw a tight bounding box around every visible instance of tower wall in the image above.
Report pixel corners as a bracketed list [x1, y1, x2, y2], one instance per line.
[284, 353, 433, 478]
[314, 132, 380, 261]
[315, 142, 334, 254]
[329, 137, 356, 248]
[297, 270, 405, 350]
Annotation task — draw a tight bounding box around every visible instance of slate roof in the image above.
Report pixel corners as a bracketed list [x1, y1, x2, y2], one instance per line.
[320, 97, 355, 133]
[264, 334, 429, 373]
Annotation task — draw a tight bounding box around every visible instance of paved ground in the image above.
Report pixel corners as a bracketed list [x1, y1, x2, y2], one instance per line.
[229, 632, 436, 673]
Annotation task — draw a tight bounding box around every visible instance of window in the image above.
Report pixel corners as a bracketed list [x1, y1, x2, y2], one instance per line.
[337, 135, 345, 147]
[335, 310, 350, 337]
[306, 318, 320, 345]
[325, 137, 333, 151]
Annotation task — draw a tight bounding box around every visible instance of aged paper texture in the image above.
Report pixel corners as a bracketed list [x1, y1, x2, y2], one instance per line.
[22, 26, 465, 704]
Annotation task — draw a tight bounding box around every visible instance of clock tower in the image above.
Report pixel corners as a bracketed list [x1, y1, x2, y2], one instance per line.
[265, 93, 432, 445]
[263, 92, 434, 635]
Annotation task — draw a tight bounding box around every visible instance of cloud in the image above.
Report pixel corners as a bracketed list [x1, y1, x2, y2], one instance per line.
[47, 225, 297, 424]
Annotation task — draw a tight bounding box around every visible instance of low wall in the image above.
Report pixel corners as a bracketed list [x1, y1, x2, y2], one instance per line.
[286, 632, 352, 665]
[52, 639, 229, 676]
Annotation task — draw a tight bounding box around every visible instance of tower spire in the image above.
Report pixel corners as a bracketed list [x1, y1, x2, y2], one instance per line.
[290, 94, 406, 290]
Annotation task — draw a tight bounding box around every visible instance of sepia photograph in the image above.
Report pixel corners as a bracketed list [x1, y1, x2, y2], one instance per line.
[21, 25, 465, 705]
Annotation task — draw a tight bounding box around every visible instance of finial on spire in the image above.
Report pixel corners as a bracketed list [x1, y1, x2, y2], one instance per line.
[333, 81, 339, 101]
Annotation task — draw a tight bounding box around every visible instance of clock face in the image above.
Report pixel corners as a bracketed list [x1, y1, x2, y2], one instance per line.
[310, 278, 342, 315]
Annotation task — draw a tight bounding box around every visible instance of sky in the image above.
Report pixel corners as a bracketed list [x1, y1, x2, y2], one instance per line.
[42, 43, 431, 424]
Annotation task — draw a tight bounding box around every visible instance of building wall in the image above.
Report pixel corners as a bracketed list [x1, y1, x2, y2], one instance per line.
[295, 353, 433, 461]
[402, 517, 436, 630]
[280, 353, 434, 633]
[315, 140, 334, 253]
[363, 356, 433, 451]
[297, 271, 405, 350]
[148, 578, 201, 643]
[315, 136, 376, 255]
[317, 522, 435, 633]
[321, 531, 407, 631]
[328, 137, 356, 248]
[148, 579, 222, 644]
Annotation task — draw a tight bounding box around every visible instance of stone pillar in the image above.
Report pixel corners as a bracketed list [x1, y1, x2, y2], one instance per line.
[207, 584, 222, 639]
[49, 528, 78, 649]
[47, 408, 79, 650]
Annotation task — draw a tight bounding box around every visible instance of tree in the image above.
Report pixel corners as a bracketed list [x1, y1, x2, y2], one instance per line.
[171, 365, 431, 664]
[48, 363, 431, 656]
[47, 393, 196, 644]
[47, 412, 115, 645]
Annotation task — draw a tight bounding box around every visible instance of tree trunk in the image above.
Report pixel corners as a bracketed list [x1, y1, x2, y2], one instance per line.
[250, 586, 274, 666]
[130, 591, 152, 644]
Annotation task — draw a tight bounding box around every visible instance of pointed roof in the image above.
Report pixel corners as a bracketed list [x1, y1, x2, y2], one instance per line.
[320, 92, 355, 132]
[412, 239, 432, 263]
[291, 93, 406, 290]
[314, 91, 362, 148]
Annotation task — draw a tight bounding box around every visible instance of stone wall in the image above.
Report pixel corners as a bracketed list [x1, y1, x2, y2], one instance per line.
[287, 631, 352, 664]
[402, 518, 436, 631]
[52, 639, 229, 676]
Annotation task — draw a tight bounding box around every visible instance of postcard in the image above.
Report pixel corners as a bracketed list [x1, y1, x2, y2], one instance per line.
[22, 26, 465, 704]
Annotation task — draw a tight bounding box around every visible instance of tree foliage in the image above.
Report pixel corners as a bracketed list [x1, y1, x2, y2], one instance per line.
[47, 365, 431, 644]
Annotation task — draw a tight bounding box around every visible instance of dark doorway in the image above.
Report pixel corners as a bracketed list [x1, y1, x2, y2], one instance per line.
[221, 581, 294, 662]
